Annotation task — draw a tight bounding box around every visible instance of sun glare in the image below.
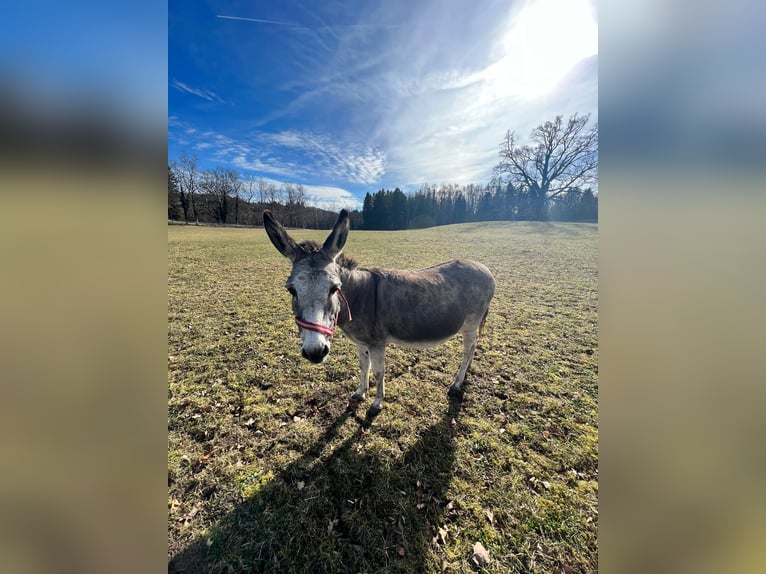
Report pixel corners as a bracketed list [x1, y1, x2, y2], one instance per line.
[484, 0, 598, 99]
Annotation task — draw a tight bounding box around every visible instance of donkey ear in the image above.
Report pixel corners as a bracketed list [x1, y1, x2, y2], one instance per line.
[263, 210, 300, 261]
[321, 209, 350, 261]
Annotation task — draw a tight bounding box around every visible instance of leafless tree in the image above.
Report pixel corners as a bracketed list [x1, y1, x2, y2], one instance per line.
[266, 183, 278, 205]
[296, 184, 306, 228]
[282, 183, 297, 227]
[231, 171, 242, 225]
[200, 167, 238, 224]
[241, 175, 257, 225]
[172, 152, 201, 223]
[256, 177, 268, 207]
[494, 113, 598, 220]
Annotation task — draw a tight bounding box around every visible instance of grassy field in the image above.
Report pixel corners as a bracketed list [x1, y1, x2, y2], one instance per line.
[168, 221, 598, 573]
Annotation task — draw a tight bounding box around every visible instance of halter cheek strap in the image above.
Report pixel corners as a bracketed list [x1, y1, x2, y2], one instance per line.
[294, 288, 352, 340]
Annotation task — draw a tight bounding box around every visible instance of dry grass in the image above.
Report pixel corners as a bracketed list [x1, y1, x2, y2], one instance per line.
[168, 221, 598, 573]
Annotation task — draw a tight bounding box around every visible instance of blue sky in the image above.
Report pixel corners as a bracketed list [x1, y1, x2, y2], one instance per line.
[169, 0, 597, 210]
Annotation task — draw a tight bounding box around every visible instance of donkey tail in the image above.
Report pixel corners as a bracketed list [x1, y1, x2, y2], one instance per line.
[478, 306, 490, 339]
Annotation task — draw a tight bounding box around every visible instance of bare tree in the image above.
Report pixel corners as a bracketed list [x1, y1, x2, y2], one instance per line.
[494, 113, 598, 220]
[200, 167, 237, 224]
[283, 183, 297, 227]
[256, 177, 268, 207]
[172, 153, 201, 223]
[231, 171, 242, 225]
[241, 175, 256, 225]
[168, 164, 182, 220]
[266, 183, 278, 205]
[296, 184, 306, 228]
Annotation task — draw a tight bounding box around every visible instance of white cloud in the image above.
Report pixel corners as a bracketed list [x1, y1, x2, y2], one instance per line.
[302, 185, 362, 211]
[230, 154, 297, 178]
[171, 80, 225, 103]
[258, 130, 386, 184]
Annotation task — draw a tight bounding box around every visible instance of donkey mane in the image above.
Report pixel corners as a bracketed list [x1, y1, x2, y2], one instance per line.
[296, 240, 359, 269]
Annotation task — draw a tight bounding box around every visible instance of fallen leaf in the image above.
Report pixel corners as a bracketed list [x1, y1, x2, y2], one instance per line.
[244, 417, 255, 427]
[297, 481, 305, 490]
[436, 526, 449, 545]
[542, 430, 550, 440]
[178, 506, 200, 524]
[416, 503, 425, 509]
[169, 499, 182, 514]
[397, 546, 406, 557]
[484, 508, 494, 525]
[470, 541, 491, 568]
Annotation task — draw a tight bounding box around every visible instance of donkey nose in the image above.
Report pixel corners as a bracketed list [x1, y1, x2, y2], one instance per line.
[302, 344, 330, 364]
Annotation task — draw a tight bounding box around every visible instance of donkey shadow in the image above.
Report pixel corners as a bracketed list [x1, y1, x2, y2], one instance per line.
[169, 398, 463, 573]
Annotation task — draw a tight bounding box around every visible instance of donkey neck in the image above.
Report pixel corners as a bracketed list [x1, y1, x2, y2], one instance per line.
[337, 264, 376, 330]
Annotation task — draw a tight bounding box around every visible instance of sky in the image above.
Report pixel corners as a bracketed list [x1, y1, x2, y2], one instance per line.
[169, 0, 598, 211]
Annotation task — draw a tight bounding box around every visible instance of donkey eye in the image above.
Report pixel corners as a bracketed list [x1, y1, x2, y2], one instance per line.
[329, 285, 339, 295]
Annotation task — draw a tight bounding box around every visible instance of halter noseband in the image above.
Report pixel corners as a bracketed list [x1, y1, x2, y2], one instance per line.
[294, 288, 352, 340]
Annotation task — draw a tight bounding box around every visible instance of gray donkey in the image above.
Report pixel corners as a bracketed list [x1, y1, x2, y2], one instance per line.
[263, 209, 495, 419]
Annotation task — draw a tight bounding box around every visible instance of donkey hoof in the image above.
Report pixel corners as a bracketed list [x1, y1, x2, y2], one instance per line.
[447, 387, 464, 400]
[346, 395, 366, 412]
[365, 404, 382, 419]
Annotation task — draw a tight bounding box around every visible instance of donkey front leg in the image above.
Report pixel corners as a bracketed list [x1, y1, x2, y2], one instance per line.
[350, 344, 371, 404]
[366, 346, 386, 419]
[448, 328, 479, 398]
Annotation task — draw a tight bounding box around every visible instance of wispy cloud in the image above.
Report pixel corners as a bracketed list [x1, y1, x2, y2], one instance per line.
[171, 80, 224, 103]
[302, 185, 362, 211]
[259, 131, 386, 184]
[216, 15, 295, 26]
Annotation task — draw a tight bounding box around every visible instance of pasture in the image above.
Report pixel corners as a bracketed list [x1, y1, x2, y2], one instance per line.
[168, 221, 598, 573]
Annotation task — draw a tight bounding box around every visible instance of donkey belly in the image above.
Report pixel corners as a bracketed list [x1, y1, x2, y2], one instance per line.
[385, 311, 465, 347]
[388, 334, 455, 349]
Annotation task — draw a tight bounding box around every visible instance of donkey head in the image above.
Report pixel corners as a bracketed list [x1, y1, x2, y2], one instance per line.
[263, 209, 350, 364]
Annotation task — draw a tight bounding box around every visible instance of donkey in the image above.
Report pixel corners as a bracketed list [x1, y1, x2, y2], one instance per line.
[263, 209, 495, 419]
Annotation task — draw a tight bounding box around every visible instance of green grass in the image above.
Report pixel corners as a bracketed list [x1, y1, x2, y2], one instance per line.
[168, 221, 598, 573]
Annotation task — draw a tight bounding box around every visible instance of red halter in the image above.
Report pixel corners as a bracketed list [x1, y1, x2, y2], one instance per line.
[294, 288, 352, 340]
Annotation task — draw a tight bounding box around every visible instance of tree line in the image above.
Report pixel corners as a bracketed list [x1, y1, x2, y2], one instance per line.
[168, 113, 597, 230]
[168, 155, 363, 229]
[361, 183, 596, 230]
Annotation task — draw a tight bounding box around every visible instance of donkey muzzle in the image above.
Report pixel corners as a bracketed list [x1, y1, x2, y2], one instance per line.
[302, 344, 330, 364]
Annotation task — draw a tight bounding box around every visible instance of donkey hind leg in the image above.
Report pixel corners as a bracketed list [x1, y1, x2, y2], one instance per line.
[366, 347, 386, 419]
[448, 327, 479, 398]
